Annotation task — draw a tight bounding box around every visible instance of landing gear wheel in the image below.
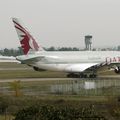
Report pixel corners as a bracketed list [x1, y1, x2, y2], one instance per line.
[67, 73, 79, 78]
[89, 74, 97, 78]
[67, 74, 71, 78]
[80, 74, 88, 78]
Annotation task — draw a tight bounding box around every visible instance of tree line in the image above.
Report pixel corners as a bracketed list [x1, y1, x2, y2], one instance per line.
[1, 46, 120, 57]
[0, 47, 23, 57]
[0, 47, 80, 56]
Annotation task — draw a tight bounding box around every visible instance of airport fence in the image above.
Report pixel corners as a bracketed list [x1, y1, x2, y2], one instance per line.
[0, 78, 120, 96]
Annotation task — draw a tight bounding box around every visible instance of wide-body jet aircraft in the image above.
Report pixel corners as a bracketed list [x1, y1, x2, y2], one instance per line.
[12, 18, 120, 78]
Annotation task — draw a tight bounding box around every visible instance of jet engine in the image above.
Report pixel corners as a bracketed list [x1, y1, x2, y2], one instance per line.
[33, 66, 46, 72]
[114, 66, 120, 74]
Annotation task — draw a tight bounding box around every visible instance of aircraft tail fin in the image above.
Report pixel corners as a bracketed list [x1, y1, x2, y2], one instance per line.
[12, 18, 44, 55]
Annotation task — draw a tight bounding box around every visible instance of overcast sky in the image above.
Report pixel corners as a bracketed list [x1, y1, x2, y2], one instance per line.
[0, 0, 120, 49]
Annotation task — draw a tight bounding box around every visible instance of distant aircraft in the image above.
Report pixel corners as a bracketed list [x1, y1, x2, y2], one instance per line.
[12, 18, 120, 78]
[0, 55, 18, 62]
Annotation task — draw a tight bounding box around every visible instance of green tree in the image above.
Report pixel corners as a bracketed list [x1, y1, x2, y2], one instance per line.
[14, 104, 105, 120]
[47, 46, 56, 51]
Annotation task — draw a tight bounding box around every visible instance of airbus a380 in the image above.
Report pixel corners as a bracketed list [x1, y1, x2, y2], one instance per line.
[12, 18, 120, 78]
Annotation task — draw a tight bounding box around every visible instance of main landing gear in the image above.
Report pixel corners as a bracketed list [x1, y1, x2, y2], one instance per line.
[67, 73, 97, 78]
[79, 73, 97, 78]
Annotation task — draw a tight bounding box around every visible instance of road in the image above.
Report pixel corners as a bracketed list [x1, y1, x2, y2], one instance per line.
[0, 76, 120, 83]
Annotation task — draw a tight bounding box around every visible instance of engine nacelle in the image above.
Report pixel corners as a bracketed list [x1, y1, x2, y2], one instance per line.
[33, 67, 46, 72]
[114, 66, 120, 74]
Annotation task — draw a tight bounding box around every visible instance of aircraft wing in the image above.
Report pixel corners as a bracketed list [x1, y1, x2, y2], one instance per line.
[83, 62, 120, 72]
[65, 63, 99, 72]
[0, 56, 19, 63]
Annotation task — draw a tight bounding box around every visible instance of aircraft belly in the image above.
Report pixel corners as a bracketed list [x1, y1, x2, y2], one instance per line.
[35, 63, 67, 71]
[34, 62, 98, 73]
[64, 63, 99, 72]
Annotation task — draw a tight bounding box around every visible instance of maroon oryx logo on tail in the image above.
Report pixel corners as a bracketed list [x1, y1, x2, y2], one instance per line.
[13, 19, 40, 55]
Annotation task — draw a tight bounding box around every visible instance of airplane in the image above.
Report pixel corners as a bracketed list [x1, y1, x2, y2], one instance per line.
[0, 55, 18, 62]
[12, 18, 120, 78]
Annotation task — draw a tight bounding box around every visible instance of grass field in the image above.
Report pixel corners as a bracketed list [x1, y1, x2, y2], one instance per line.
[0, 70, 67, 79]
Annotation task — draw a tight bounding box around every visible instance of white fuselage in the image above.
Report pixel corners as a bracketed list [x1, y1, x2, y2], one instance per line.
[17, 51, 120, 73]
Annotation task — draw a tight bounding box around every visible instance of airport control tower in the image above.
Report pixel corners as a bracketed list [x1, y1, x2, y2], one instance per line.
[85, 35, 92, 50]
